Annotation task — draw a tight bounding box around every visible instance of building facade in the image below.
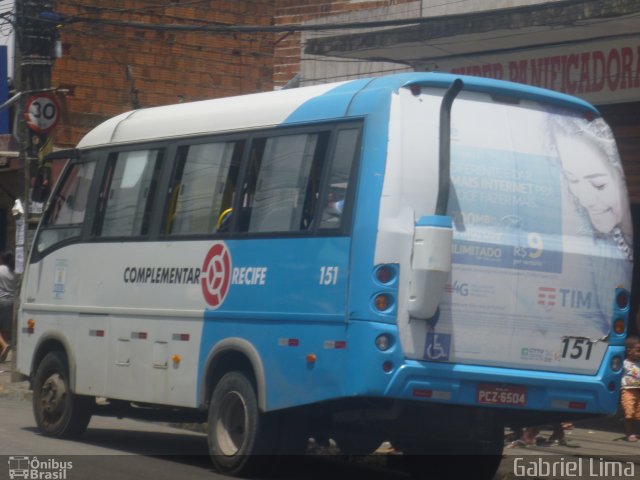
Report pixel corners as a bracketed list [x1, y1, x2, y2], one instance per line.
[52, 0, 274, 148]
[0, 0, 275, 259]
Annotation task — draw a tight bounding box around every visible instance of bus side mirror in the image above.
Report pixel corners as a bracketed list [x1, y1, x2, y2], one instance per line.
[32, 165, 52, 203]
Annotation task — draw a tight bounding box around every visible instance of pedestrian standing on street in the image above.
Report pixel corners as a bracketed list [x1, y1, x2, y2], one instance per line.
[506, 423, 570, 448]
[621, 335, 640, 442]
[0, 251, 16, 362]
[544, 422, 569, 446]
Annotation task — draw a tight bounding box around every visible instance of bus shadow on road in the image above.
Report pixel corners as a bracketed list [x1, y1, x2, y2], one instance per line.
[21, 426, 410, 479]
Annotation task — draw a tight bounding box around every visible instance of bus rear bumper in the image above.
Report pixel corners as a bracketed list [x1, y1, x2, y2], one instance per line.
[384, 346, 624, 416]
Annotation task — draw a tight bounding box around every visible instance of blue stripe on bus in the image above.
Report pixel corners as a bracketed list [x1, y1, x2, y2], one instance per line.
[281, 78, 372, 125]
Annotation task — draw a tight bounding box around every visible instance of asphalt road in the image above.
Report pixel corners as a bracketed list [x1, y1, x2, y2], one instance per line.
[0, 397, 410, 480]
[7, 393, 637, 480]
[0, 397, 226, 480]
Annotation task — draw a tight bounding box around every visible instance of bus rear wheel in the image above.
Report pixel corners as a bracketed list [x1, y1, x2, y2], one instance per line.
[207, 371, 275, 476]
[32, 351, 94, 438]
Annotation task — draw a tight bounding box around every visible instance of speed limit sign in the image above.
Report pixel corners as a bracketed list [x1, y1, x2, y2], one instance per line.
[24, 94, 61, 133]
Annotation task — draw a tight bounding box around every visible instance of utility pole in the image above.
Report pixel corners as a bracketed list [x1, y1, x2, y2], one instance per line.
[16, 0, 58, 210]
[12, 0, 58, 380]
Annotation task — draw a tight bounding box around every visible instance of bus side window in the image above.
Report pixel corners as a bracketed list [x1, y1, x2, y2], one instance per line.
[241, 132, 329, 233]
[165, 140, 243, 235]
[36, 160, 97, 253]
[319, 128, 359, 229]
[94, 149, 163, 237]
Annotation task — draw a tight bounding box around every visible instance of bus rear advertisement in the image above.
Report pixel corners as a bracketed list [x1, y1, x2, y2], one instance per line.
[17, 73, 632, 479]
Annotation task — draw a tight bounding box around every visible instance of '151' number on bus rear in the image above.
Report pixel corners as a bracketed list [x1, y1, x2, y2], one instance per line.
[561, 337, 594, 360]
[319, 266, 339, 285]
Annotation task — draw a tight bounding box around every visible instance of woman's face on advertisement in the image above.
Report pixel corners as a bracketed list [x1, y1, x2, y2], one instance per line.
[557, 134, 623, 234]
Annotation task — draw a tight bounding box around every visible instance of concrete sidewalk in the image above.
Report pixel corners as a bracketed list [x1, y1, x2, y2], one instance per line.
[502, 417, 639, 460]
[0, 354, 30, 402]
[2, 355, 638, 462]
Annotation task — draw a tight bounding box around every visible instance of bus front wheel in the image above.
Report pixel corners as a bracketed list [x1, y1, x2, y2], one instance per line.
[207, 371, 275, 476]
[32, 351, 94, 438]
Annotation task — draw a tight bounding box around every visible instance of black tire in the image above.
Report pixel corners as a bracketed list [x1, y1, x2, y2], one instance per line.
[207, 371, 275, 476]
[32, 351, 94, 438]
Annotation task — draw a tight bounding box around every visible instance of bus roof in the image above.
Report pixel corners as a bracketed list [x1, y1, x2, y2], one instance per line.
[77, 72, 600, 149]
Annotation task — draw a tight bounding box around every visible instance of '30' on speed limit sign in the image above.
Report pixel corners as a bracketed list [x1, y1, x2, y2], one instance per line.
[24, 94, 61, 133]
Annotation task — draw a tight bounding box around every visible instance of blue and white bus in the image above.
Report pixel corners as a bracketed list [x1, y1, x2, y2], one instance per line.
[17, 72, 632, 478]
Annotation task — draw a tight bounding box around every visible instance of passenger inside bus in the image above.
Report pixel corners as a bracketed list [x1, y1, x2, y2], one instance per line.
[322, 191, 344, 224]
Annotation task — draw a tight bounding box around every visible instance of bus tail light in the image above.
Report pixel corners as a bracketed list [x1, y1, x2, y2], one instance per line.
[611, 356, 623, 372]
[616, 289, 629, 310]
[611, 288, 630, 345]
[613, 318, 625, 335]
[375, 334, 393, 351]
[374, 294, 393, 312]
[375, 265, 396, 285]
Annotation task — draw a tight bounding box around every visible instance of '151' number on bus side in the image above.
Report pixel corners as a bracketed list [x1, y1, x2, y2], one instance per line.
[319, 266, 339, 285]
[561, 337, 594, 360]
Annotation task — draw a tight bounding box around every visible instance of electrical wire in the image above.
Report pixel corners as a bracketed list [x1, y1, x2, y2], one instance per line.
[21, 0, 476, 34]
[18, 0, 639, 89]
[58, 0, 245, 27]
[60, 22, 274, 63]
[62, 0, 215, 17]
[32, 14, 423, 34]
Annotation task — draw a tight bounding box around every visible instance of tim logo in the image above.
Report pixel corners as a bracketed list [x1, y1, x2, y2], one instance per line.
[537, 287, 556, 312]
[538, 287, 592, 312]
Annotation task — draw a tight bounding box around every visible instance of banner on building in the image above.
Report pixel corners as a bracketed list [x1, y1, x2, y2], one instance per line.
[440, 36, 640, 105]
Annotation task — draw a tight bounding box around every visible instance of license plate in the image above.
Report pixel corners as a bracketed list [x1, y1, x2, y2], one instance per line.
[477, 384, 527, 406]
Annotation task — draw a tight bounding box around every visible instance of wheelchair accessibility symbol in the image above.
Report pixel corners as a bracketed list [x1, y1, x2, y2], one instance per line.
[424, 333, 451, 361]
